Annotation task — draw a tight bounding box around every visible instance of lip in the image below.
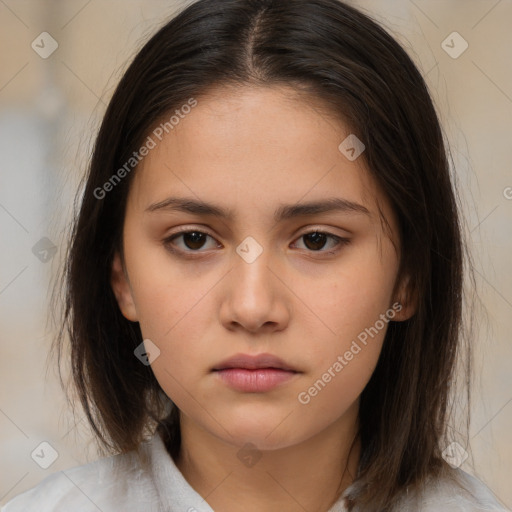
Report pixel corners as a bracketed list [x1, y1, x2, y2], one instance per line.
[212, 353, 298, 372]
[212, 353, 301, 393]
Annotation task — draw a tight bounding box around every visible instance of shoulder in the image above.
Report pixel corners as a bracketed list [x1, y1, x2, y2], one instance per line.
[1, 439, 160, 512]
[398, 468, 510, 512]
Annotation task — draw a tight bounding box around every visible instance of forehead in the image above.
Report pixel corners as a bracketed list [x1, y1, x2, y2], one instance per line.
[127, 85, 389, 225]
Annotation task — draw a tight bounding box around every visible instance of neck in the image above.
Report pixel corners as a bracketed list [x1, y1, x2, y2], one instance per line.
[174, 403, 360, 512]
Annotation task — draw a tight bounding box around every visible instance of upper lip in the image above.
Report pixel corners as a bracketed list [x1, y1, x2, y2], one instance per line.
[212, 353, 299, 372]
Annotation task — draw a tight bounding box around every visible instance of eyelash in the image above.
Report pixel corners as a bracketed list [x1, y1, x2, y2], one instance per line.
[162, 227, 350, 258]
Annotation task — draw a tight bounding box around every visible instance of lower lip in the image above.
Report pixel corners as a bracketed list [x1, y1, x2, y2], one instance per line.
[214, 368, 298, 392]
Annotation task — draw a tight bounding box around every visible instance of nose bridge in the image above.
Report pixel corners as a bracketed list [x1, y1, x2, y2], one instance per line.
[232, 234, 275, 297]
[220, 233, 287, 331]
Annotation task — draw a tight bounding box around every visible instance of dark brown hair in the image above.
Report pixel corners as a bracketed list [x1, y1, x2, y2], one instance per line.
[52, 0, 477, 510]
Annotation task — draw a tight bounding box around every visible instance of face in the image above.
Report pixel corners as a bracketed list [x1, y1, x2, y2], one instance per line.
[110, 85, 415, 451]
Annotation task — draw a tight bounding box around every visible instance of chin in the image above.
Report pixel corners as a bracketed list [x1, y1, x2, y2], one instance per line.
[215, 413, 310, 451]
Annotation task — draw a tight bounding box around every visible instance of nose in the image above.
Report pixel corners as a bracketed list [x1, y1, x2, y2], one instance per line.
[219, 245, 291, 334]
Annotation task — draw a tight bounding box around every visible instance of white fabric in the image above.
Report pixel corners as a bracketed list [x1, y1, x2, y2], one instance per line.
[2, 431, 509, 511]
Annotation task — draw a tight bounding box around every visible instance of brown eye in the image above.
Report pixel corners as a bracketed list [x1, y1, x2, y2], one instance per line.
[181, 231, 208, 250]
[163, 228, 349, 257]
[303, 232, 329, 251]
[293, 231, 350, 255]
[163, 230, 219, 254]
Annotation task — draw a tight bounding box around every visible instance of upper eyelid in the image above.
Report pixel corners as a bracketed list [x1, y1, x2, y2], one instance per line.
[165, 227, 347, 252]
[166, 225, 346, 241]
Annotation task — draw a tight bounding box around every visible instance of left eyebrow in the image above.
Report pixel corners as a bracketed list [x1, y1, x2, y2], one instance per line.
[145, 196, 372, 222]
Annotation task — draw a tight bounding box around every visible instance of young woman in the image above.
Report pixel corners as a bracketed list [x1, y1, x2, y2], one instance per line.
[3, 0, 508, 510]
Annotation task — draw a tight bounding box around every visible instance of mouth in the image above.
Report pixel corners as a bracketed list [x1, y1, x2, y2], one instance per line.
[212, 353, 301, 393]
[212, 353, 299, 372]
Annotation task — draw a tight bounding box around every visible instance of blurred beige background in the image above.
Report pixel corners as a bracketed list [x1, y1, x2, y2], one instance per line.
[0, 0, 511, 508]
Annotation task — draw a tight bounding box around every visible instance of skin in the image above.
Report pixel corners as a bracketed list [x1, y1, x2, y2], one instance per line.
[110, 85, 416, 512]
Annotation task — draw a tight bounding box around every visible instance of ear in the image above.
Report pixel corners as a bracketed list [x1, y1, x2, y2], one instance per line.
[391, 273, 417, 322]
[110, 251, 139, 322]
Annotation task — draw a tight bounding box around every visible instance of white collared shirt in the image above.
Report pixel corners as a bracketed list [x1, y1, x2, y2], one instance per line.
[2, 431, 509, 511]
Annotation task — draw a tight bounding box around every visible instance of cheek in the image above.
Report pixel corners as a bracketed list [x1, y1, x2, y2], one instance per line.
[126, 239, 218, 340]
[123, 246, 219, 392]
[134, 279, 216, 377]
[290, 246, 396, 405]
[292, 305, 388, 437]
[139, 303, 214, 418]
[297, 245, 397, 347]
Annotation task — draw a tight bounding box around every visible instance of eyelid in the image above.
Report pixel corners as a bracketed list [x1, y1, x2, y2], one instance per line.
[166, 224, 350, 239]
[167, 225, 217, 238]
[295, 225, 350, 238]
[162, 225, 351, 255]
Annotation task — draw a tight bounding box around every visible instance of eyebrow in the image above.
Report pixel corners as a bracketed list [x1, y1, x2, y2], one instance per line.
[145, 196, 371, 222]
